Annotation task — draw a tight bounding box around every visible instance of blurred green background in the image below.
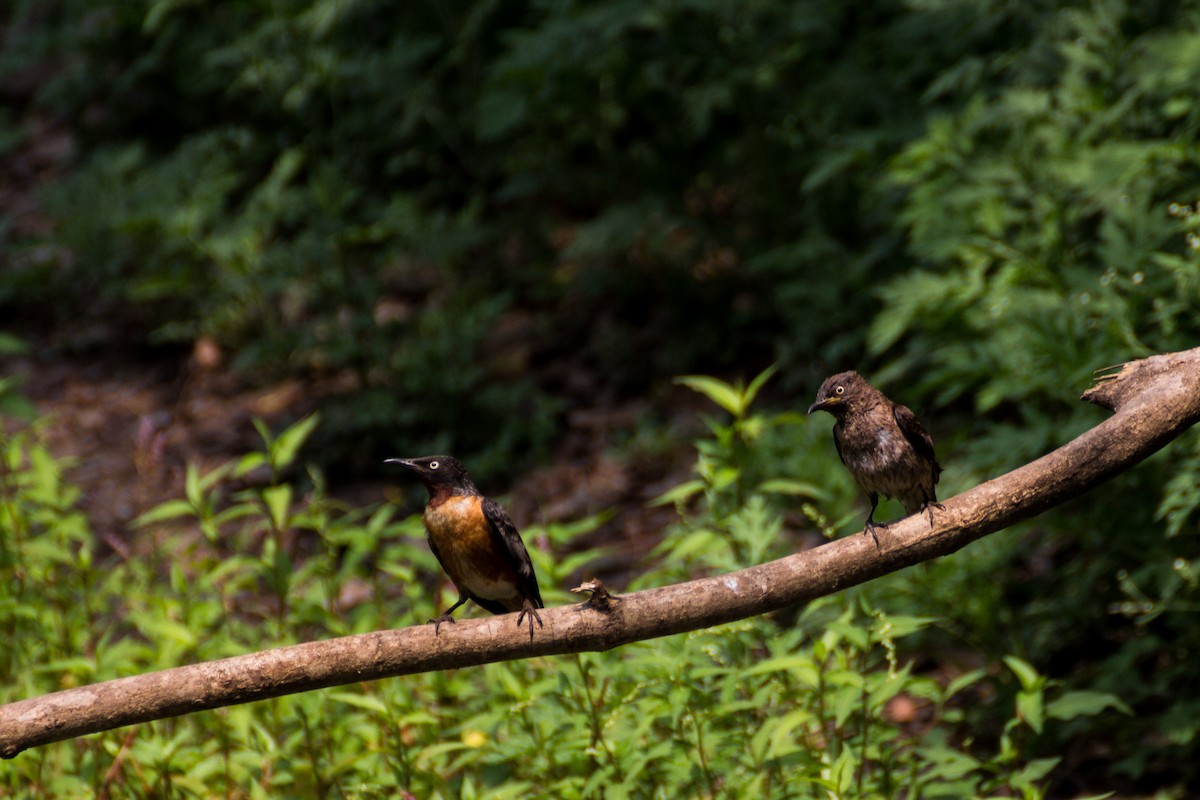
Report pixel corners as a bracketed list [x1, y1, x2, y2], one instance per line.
[3, 0, 1200, 796]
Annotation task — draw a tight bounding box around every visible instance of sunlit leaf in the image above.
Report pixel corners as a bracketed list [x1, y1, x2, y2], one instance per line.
[1003, 655, 1042, 692]
[262, 484, 292, 531]
[650, 479, 705, 507]
[675, 375, 744, 416]
[270, 413, 320, 470]
[134, 499, 195, 527]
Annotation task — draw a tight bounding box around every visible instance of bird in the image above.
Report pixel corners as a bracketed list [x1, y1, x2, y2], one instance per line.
[808, 371, 943, 544]
[385, 455, 544, 639]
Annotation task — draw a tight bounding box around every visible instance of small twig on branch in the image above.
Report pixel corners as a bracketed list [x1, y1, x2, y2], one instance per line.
[3, 348, 1200, 759]
[571, 578, 618, 613]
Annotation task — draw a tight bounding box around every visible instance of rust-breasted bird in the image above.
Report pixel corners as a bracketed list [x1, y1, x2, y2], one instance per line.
[808, 371, 943, 544]
[386, 455, 544, 639]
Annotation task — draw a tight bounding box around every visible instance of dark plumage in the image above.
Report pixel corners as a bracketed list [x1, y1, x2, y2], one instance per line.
[386, 455, 544, 639]
[808, 371, 943, 543]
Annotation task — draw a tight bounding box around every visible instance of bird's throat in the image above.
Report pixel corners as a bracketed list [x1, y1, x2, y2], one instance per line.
[427, 483, 454, 509]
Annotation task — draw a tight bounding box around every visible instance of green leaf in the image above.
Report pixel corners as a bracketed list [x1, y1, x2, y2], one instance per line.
[33, 657, 97, 677]
[943, 668, 987, 701]
[757, 479, 828, 499]
[1013, 756, 1060, 786]
[1045, 690, 1133, 721]
[270, 412, 320, 470]
[1017, 689, 1045, 735]
[742, 363, 778, 409]
[915, 744, 982, 781]
[874, 614, 935, 639]
[328, 691, 390, 715]
[252, 418, 273, 447]
[743, 656, 820, 687]
[235, 452, 268, 477]
[829, 747, 857, 794]
[132, 615, 199, 649]
[756, 709, 815, 760]
[675, 375, 744, 416]
[0, 333, 28, 355]
[650, 479, 705, 506]
[1003, 655, 1042, 692]
[201, 462, 233, 489]
[262, 484, 292, 531]
[710, 466, 739, 492]
[213, 503, 262, 526]
[135, 499, 196, 527]
[0, 376, 36, 420]
[184, 462, 202, 508]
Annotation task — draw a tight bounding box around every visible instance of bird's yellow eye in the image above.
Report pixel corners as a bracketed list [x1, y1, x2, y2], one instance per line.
[835, 385, 845, 396]
[429, 461, 440, 469]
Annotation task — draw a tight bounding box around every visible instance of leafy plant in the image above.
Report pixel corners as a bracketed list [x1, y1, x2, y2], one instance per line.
[871, 1, 1200, 788]
[0, 334, 35, 419]
[6, 0, 1200, 792]
[7, 0, 1008, 474]
[1, 397, 1135, 797]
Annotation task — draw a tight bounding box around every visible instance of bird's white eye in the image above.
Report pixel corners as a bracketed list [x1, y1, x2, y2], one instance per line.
[835, 385, 845, 396]
[429, 461, 440, 469]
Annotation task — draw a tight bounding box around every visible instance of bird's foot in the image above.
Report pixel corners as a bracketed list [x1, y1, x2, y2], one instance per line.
[864, 519, 884, 549]
[428, 611, 457, 636]
[516, 599, 544, 642]
[922, 502, 947, 528]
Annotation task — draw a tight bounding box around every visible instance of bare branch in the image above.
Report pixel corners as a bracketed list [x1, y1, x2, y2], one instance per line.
[3, 348, 1200, 759]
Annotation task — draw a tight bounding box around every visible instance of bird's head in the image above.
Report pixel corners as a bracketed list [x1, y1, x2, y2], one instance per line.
[385, 455, 476, 496]
[807, 370, 868, 417]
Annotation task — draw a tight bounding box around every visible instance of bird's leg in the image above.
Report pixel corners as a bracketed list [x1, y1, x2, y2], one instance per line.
[864, 493, 882, 548]
[429, 595, 469, 635]
[516, 598, 544, 642]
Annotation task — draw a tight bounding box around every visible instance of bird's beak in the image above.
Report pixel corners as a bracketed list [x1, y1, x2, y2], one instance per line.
[384, 458, 416, 469]
[808, 397, 835, 414]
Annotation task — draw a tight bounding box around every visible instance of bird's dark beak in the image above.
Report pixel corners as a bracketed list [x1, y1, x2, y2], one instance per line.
[807, 398, 829, 415]
[384, 458, 417, 469]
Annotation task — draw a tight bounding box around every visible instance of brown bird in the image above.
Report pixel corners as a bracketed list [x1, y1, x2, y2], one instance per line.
[386, 455, 544, 639]
[808, 371, 943, 544]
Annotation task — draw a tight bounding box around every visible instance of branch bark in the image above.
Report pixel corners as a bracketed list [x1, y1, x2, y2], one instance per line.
[3, 348, 1200, 759]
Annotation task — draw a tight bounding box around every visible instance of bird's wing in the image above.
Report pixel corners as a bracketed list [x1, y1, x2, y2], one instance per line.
[832, 423, 847, 465]
[893, 403, 942, 483]
[425, 535, 451, 582]
[482, 497, 544, 608]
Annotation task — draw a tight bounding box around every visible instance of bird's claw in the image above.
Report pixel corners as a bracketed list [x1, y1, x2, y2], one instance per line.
[863, 519, 883, 549]
[923, 502, 946, 528]
[428, 613, 456, 636]
[516, 601, 544, 642]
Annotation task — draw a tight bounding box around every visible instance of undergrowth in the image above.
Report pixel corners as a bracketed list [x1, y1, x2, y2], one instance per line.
[0, 373, 1128, 798]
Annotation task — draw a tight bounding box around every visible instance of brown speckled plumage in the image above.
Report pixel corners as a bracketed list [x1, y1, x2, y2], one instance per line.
[809, 371, 943, 543]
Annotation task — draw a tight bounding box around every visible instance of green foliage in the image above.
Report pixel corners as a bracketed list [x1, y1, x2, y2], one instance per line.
[654, 367, 843, 575]
[5, 0, 1005, 474]
[0, 334, 36, 419]
[1, 404, 1129, 797]
[866, 1, 1200, 788]
[877, 3, 1200, 428]
[7, 0, 1200, 792]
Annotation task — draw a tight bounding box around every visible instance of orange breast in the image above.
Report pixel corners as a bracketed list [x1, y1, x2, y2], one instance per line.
[424, 495, 524, 609]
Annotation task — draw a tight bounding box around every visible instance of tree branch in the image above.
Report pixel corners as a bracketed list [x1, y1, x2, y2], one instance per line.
[3, 348, 1200, 759]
